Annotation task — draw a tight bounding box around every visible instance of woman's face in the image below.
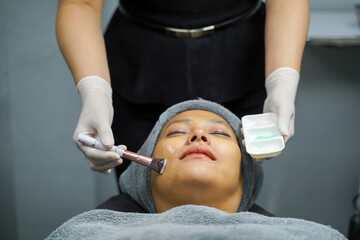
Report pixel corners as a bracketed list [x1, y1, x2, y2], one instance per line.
[151, 110, 242, 207]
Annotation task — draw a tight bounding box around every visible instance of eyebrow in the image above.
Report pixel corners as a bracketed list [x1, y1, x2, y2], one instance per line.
[164, 118, 230, 132]
[164, 118, 192, 132]
[206, 119, 229, 127]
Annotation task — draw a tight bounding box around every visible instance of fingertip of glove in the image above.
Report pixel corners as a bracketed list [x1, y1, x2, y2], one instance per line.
[117, 144, 127, 151]
[276, 117, 289, 135]
[278, 126, 289, 137]
[72, 133, 80, 143]
[109, 151, 120, 160]
[101, 135, 114, 148]
[98, 169, 112, 174]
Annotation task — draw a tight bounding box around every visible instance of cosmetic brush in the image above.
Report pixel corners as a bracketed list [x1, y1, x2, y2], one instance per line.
[77, 134, 167, 174]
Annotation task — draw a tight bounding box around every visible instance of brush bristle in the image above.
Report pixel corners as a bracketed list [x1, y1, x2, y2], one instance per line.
[150, 158, 167, 174]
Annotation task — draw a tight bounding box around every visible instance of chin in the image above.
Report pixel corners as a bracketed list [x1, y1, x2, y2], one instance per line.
[177, 163, 219, 183]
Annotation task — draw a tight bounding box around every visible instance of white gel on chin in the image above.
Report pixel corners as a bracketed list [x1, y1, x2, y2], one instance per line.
[241, 113, 285, 159]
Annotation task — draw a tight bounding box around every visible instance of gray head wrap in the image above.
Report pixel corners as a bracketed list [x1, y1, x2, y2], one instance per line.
[119, 99, 263, 213]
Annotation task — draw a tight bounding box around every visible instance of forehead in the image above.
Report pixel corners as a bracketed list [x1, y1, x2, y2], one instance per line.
[169, 110, 225, 122]
[164, 110, 231, 128]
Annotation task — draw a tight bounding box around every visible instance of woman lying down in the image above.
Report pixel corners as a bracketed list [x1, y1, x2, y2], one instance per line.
[47, 99, 345, 240]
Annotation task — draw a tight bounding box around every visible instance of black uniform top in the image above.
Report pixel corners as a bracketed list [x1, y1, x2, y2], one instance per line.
[105, 0, 266, 105]
[120, 0, 256, 28]
[97, 194, 274, 217]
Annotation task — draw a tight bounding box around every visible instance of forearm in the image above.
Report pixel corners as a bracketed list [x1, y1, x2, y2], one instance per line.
[265, 0, 309, 77]
[56, 0, 110, 85]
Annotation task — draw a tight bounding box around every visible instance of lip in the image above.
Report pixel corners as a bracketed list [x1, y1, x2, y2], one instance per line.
[180, 146, 216, 161]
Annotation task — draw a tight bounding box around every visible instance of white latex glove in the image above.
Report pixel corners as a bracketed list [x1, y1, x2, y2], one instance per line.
[73, 76, 124, 174]
[263, 67, 300, 143]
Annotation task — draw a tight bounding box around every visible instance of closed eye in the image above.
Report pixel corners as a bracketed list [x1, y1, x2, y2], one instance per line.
[166, 130, 187, 137]
[210, 131, 231, 137]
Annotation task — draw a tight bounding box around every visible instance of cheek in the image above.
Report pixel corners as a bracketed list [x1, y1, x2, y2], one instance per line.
[215, 141, 242, 171]
[166, 144, 175, 154]
[151, 139, 185, 189]
[152, 139, 183, 160]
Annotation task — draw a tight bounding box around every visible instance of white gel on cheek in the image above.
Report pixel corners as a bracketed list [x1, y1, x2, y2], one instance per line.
[166, 144, 175, 154]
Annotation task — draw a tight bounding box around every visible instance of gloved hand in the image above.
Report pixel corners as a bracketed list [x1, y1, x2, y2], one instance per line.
[73, 76, 124, 174]
[263, 67, 300, 143]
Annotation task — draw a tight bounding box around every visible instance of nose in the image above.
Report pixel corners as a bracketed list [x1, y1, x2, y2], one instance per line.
[187, 129, 209, 144]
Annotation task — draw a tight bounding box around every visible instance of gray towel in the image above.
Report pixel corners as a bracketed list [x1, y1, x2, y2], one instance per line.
[46, 205, 346, 240]
[119, 99, 263, 213]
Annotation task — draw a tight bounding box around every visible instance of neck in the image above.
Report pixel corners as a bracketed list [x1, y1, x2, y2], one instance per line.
[153, 182, 243, 213]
